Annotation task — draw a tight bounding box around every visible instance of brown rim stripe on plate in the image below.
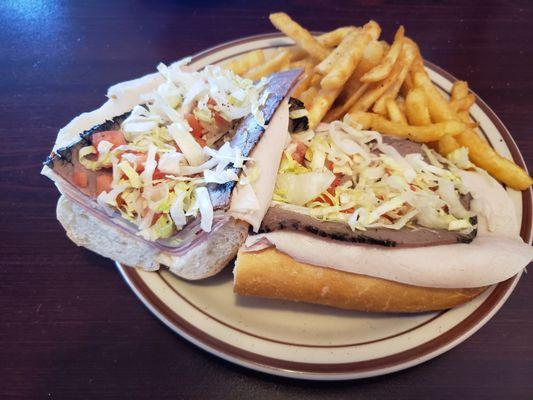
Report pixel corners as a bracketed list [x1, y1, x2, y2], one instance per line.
[157, 270, 448, 349]
[119, 34, 532, 377]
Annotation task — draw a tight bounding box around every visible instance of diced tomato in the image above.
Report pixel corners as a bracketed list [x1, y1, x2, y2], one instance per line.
[116, 194, 125, 208]
[213, 110, 227, 127]
[96, 173, 113, 194]
[327, 174, 341, 195]
[313, 195, 334, 206]
[73, 170, 88, 188]
[290, 141, 307, 164]
[185, 114, 204, 138]
[341, 208, 355, 214]
[195, 136, 207, 147]
[326, 160, 334, 171]
[92, 130, 127, 150]
[151, 212, 163, 225]
[207, 98, 227, 127]
[152, 168, 166, 180]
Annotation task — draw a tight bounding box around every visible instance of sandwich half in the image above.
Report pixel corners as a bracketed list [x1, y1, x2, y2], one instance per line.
[43, 58, 302, 279]
[235, 118, 533, 312]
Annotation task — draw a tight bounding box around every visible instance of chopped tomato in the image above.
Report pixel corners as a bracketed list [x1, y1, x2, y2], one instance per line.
[185, 114, 204, 138]
[152, 168, 166, 180]
[290, 141, 307, 164]
[213, 110, 226, 127]
[92, 130, 127, 150]
[341, 208, 355, 214]
[73, 170, 88, 188]
[195, 136, 207, 147]
[116, 194, 125, 208]
[327, 174, 341, 195]
[313, 195, 334, 206]
[207, 98, 228, 127]
[326, 160, 334, 171]
[151, 212, 163, 225]
[96, 173, 113, 194]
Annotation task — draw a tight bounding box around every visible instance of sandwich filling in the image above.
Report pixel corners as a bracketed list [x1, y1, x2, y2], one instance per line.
[45, 60, 301, 243]
[263, 118, 478, 246]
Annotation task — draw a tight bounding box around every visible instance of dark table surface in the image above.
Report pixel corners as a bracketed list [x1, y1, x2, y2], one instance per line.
[1, 1, 532, 399]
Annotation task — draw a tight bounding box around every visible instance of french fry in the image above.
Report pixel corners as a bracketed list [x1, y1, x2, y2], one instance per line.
[450, 93, 475, 113]
[405, 87, 431, 126]
[361, 26, 404, 83]
[224, 50, 265, 76]
[401, 71, 414, 97]
[350, 58, 404, 112]
[320, 30, 374, 90]
[324, 83, 369, 122]
[413, 71, 456, 122]
[451, 80, 469, 102]
[456, 129, 532, 190]
[348, 111, 466, 142]
[385, 98, 407, 124]
[337, 40, 386, 104]
[435, 134, 461, 155]
[299, 85, 319, 108]
[269, 13, 329, 60]
[405, 37, 425, 74]
[288, 58, 315, 98]
[318, 26, 358, 47]
[288, 26, 357, 61]
[372, 41, 416, 114]
[316, 20, 380, 76]
[244, 49, 291, 81]
[308, 86, 344, 128]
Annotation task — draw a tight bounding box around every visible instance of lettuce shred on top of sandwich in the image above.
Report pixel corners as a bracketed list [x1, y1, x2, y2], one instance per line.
[76, 58, 266, 241]
[273, 116, 478, 233]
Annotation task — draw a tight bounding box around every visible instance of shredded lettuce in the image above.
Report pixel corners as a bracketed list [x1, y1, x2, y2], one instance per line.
[273, 120, 475, 232]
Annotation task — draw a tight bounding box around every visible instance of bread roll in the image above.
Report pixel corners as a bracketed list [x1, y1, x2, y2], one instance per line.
[57, 195, 249, 280]
[234, 248, 488, 312]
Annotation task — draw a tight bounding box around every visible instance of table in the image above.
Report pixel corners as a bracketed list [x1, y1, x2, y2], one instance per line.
[1, 1, 531, 398]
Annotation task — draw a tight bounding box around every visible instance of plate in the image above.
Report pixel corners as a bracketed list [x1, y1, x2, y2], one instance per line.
[116, 33, 532, 380]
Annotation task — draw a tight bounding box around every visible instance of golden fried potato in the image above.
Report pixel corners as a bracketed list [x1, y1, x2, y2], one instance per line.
[405, 87, 431, 126]
[385, 98, 408, 124]
[450, 94, 476, 113]
[319, 30, 374, 90]
[361, 26, 404, 82]
[269, 13, 329, 60]
[308, 86, 344, 128]
[324, 83, 369, 122]
[372, 41, 416, 114]
[337, 41, 386, 104]
[451, 80, 469, 102]
[244, 49, 291, 81]
[413, 71, 456, 122]
[456, 129, 533, 190]
[349, 58, 404, 112]
[224, 50, 265, 76]
[348, 111, 466, 142]
[288, 27, 357, 61]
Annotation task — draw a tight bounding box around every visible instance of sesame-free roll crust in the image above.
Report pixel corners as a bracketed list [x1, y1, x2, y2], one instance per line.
[234, 248, 487, 313]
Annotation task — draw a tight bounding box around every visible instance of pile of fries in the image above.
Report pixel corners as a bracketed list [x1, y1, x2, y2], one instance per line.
[224, 12, 532, 190]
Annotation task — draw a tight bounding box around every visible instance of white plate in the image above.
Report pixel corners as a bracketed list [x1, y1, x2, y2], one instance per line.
[116, 33, 532, 380]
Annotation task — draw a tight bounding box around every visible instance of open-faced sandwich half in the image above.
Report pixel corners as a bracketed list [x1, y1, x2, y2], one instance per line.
[43, 58, 302, 279]
[235, 117, 533, 312]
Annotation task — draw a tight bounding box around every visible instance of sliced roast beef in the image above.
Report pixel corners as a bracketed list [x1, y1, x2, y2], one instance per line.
[260, 135, 478, 248]
[260, 205, 477, 247]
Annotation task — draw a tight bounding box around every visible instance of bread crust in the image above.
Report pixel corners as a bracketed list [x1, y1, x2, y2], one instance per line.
[234, 248, 488, 313]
